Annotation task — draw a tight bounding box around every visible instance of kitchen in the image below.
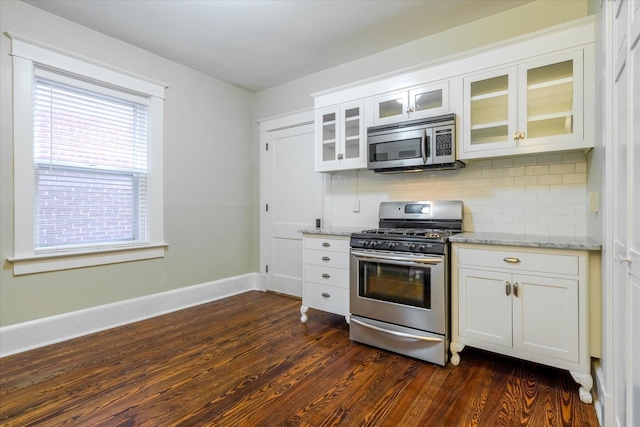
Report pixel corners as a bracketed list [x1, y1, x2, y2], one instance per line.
[0, 1, 637, 426]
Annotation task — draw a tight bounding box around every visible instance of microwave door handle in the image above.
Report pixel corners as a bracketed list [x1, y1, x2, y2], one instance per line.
[421, 129, 428, 164]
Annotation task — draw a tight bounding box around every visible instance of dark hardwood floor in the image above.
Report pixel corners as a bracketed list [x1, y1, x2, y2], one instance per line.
[0, 291, 599, 426]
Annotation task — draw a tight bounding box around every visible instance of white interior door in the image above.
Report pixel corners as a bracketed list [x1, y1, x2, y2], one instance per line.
[260, 112, 323, 297]
[610, 0, 640, 425]
[627, 0, 640, 423]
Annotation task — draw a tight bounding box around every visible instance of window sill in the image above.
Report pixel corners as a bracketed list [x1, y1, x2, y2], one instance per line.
[7, 244, 169, 275]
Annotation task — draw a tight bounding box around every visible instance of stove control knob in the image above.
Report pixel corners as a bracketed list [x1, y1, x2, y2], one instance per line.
[419, 244, 427, 251]
[409, 243, 416, 250]
[363, 240, 370, 247]
[372, 241, 378, 248]
[389, 242, 397, 249]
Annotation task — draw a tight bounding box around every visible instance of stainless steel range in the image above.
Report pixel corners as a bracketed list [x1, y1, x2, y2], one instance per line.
[349, 200, 463, 366]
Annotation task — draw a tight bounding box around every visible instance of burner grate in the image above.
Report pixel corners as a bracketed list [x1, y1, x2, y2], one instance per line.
[361, 228, 455, 239]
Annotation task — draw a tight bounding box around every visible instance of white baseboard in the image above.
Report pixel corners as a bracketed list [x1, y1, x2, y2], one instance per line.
[593, 362, 607, 427]
[0, 273, 260, 358]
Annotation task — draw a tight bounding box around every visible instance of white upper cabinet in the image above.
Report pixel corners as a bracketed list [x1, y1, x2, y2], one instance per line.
[372, 81, 449, 126]
[312, 18, 595, 169]
[315, 100, 366, 172]
[460, 49, 589, 159]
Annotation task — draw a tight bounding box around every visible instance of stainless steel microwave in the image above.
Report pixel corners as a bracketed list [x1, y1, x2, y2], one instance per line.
[367, 113, 464, 173]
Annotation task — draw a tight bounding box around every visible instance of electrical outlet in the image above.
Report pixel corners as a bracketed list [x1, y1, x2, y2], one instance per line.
[353, 200, 360, 212]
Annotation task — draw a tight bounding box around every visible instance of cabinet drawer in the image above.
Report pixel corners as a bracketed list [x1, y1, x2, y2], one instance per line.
[305, 264, 349, 288]
[305, 248, 349, 269]
[304, 282, 349, 313]
[458, 248, 579, 276]
[305, 237, 350, 253]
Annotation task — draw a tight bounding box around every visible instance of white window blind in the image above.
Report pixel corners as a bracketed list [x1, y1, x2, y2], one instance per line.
[33, 75, 150, 251]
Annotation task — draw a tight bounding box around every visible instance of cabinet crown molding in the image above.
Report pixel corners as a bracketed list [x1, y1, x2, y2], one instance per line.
[312, 16, 595, 108]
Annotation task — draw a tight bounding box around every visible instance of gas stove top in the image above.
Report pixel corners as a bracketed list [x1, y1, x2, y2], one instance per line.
[350, 200, 463, 255]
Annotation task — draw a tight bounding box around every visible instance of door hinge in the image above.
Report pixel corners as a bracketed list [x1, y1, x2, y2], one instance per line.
[266, 142, 269, 151]
[266, 203, 269, 212]
[266, 265, 269, 273]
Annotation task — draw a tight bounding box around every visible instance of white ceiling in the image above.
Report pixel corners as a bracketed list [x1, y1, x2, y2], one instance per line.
[24, 0, 532, 92]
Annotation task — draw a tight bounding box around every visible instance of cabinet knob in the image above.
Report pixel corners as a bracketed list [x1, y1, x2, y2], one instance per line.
[503, 257, 521, 264]
[321, 273, 331, 279]
[513, 282, 519, 297]
[620, 256, 632, 264]
[406, 106, 415, 113]
[322, 242, 331, 247]
[321, 256, 331, 262]
[337, 153, 344, 160]
[321, 292, 331, 298]
[506, 281, 512, 296]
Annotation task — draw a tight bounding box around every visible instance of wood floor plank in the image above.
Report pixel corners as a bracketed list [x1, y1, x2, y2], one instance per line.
[0, 291, 600, 426]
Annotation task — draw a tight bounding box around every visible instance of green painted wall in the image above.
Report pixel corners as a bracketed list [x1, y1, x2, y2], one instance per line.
[0, 1, 256, 326]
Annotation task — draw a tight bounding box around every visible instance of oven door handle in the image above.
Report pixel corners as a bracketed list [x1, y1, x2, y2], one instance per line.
[351, 250, 443, 265]
[351, 318, 443, 343]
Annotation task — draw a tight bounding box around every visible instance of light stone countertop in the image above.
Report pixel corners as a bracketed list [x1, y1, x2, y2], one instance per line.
[449, 232, 602, 251]
[299, 227, 363, 237]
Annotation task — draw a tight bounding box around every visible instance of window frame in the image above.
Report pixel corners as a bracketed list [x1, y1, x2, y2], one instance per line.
[8, 33, 168, 275]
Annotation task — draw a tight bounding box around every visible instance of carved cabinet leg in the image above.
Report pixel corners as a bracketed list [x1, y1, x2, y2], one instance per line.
[300, 305, 308, 323]
[569, 371, 593, 404]
[450, 342, 465, 366]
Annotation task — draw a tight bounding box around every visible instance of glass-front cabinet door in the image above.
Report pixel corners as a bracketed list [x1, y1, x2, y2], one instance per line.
[518, 50, 583, 147]
[372, 81, 449, 126]
[462, 67, 518, 154]
[342, 103, 363, 162]
[315, 101, 365, 172]
[318, 109, 337, 164]
[373, 91, 408, 125]
[460, 48, 586, 160]
[408, 81, 449, 119]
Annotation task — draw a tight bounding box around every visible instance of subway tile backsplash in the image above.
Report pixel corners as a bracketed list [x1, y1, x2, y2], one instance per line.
[329, 153, 588, 237]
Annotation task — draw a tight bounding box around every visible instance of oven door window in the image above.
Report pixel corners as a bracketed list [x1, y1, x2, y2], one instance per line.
[358, 260, 431, 309]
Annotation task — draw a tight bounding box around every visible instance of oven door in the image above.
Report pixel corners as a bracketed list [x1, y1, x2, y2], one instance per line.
[350, 249, 447, 334]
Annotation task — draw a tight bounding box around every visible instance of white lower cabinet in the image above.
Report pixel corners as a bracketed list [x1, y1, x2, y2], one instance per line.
[451, 243, 593, 403]
[300, 235, 350, 323]
[457, 268, 579, 361]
